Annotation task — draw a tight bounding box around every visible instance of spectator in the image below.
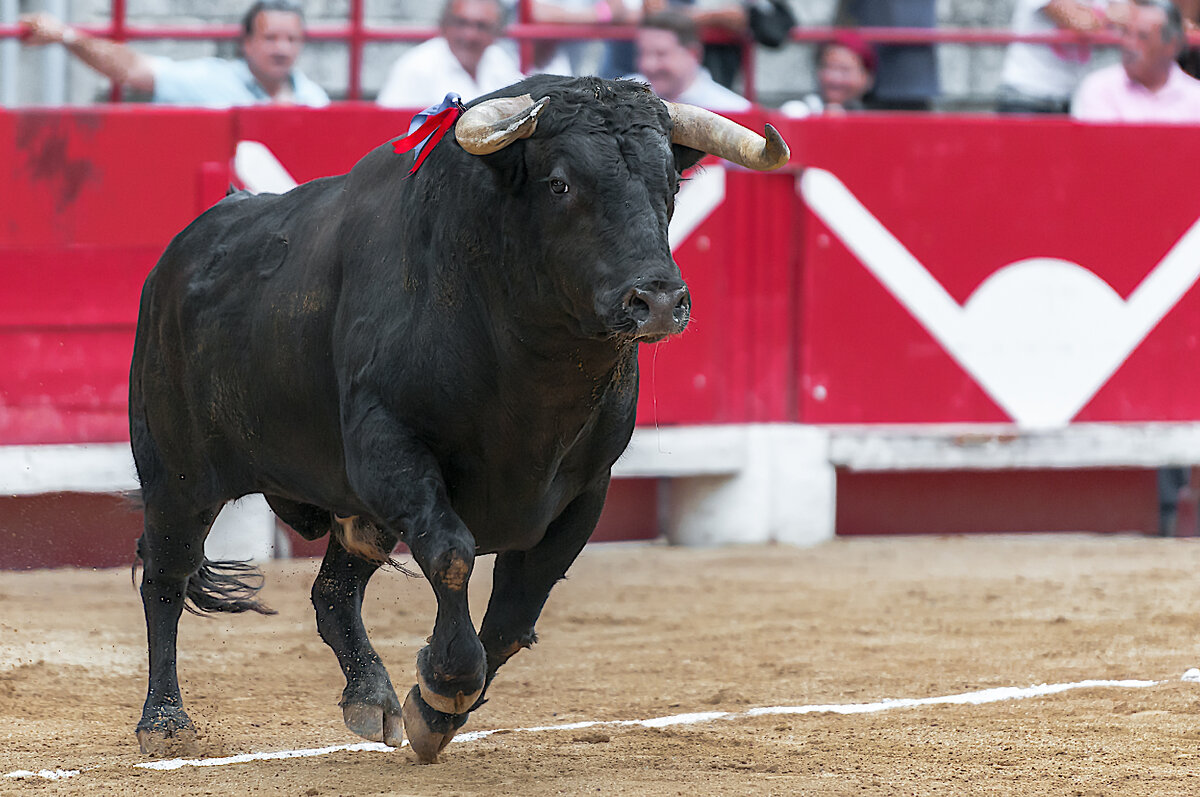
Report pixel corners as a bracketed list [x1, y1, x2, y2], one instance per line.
[600, 1, 752, 89]
[19, 1, 329, 108]
[1072, 0, 1200, 120]
[998, 0, 1131, 114]
[526, 1, 637, 76]
[837, 0, 940, 111]
[632, 10, 751, 111]
[377, 0, 524, 108]
[780, 31, 876, 116]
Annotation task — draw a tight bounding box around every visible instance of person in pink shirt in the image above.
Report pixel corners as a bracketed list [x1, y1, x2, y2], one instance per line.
[1072, 0, 1200, 121]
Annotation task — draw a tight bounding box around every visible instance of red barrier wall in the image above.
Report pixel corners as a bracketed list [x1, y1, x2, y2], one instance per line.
[633, 166, 799, 425]
[0, 105, 802, 445]
[10, 109, 1199, 445]
[786, 116, 1200, 427]
[2, 108, 234, 443]
[4, 107, 1199, 557]
[0, 106, 432, 445]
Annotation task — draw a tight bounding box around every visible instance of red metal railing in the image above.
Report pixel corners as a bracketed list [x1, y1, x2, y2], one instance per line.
[3, 10, 1180, 104]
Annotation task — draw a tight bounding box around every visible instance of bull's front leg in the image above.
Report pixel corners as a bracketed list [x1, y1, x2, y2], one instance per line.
[396, 486, 601, 764]
[474, 483, 604, 699]
[397, 515, 486, 763]
[342, 418, 486, 763]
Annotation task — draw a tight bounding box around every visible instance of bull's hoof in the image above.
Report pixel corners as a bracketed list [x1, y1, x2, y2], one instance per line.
[339, 672, 404, 747]
[402, 685, 468, 764]
[342, 701, 404, 748]
[415, 644, 485, 716]
[416, 669, 483, 715]
[135, 707, 197, 756]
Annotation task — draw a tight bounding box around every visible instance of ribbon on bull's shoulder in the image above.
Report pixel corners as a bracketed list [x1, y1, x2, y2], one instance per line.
[392, 92, 466, 176]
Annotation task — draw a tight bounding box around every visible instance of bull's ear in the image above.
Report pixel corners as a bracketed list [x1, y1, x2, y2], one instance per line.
[672, 144, 705, 174]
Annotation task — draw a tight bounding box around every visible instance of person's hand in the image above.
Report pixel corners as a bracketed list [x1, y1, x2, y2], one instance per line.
[641, 0, 669, 16]
[607, 1, 635, 24]
[1103, 1, 1131, 29]
[19, 13, 75, 46]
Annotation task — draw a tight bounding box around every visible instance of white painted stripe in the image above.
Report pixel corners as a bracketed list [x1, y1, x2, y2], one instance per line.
[4, 769, 81, 780]
[744, 679, 1159, 716]
[234, 141, 298, 195]
[137, 741, 393, 771]
[2, 675, 1180, 779]
[127, 677, 1166, 773]
[668, 167, 725, 252]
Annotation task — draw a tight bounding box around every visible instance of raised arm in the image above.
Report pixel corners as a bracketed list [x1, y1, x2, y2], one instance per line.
[20, 12, 156, 93]
[1042, 0, 1130, 32]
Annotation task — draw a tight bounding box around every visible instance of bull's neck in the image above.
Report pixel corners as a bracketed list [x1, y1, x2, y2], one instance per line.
[498, 319, 635, 393]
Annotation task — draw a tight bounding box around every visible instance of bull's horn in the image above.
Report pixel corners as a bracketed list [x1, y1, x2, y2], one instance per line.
[455, 94, 548, 155]
[665, 102, 790, 171]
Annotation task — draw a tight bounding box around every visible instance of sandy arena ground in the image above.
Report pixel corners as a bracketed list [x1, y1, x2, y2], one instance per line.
[4, 534, 1200, 795]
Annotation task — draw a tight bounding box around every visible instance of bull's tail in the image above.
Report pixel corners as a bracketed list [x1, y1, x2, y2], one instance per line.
[184, 559, 277, 616]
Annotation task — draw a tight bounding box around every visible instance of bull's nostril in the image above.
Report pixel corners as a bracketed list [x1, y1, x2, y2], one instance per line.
[673, 298, 690, 326]
[620, 282, 690, 337]
[627, 294, 652, 324]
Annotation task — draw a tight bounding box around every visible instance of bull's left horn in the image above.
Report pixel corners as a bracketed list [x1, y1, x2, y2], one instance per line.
[665, 102, 790, 171]
[455, 94, 548, 155]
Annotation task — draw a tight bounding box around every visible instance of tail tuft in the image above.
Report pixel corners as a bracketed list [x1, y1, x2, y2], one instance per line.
[185, 559, 276, 616]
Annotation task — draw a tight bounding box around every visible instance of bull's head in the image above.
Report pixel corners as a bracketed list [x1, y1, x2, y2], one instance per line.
[452, 78, 789, 344]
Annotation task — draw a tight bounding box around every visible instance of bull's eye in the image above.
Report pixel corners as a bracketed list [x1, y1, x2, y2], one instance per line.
[549, 178, 569, 195]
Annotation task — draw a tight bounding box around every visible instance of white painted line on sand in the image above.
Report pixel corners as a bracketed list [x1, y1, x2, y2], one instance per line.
[4, 674, 1184, 780]
[132, 677, 1169, 773]
[4, 769, 81, 781]
[744, 679, 1161, 717]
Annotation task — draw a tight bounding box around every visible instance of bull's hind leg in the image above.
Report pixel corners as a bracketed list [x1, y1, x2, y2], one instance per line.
[312, 529, 404, 747]
[135, 493, 218, 754]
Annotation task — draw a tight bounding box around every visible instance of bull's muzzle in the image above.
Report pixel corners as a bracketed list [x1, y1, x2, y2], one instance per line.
[621, 281, 691, 341]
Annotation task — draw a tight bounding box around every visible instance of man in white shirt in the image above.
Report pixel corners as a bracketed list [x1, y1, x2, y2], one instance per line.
[20, 0, 329, 108]
[377, 0, 525, 108]
[998, 0, 1131, 113]
[1072, 0, 1200, 121]
[633, 11, 751, 113]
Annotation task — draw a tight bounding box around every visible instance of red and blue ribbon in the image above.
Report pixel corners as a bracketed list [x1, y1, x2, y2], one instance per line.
[392, 92, 466, 176]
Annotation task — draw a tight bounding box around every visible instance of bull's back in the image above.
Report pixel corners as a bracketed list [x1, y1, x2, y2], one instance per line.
[131, 178, 351, 499]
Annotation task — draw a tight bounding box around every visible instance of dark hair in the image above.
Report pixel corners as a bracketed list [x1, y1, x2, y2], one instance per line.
[640, 10, 700, 49]
[241, 0, 305, 37]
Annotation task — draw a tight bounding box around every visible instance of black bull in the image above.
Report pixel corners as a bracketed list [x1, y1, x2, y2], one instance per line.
[129, 75, 788, 762]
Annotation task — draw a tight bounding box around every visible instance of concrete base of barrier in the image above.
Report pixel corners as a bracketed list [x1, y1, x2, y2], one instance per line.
[0, 444, 286, 562]
[7, 422, 1200, 564]
[0, 427, 840, 560]
[615, 425, 836, 547]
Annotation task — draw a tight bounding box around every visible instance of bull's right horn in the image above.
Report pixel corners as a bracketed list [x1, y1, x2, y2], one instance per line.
[455, 94, 548, 155]
[665, 102, 790, 171]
